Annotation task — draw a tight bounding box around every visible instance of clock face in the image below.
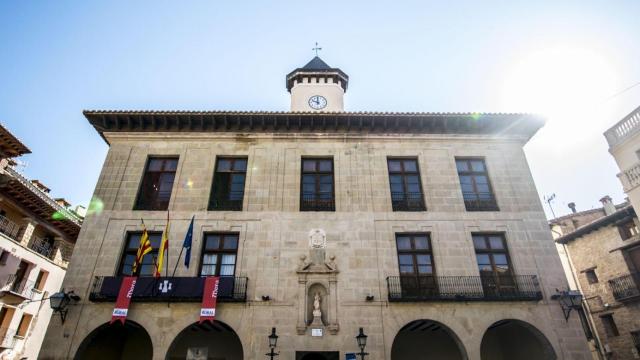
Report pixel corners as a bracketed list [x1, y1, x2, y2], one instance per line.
[308, 95, 327, 110]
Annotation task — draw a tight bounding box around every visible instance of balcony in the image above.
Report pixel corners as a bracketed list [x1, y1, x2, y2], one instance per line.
[0, 328, 16, 349]
[604, 105, 640, 149]
[609, 272, 640, 302]
[0, 214, 21, 241]
[391, 192, 426, 211]
[0, 274, 35, 300]
[387, 275, 542, 302]
[463, 194, 499, 211]
[28, 236, 55, 259]
[209, 192, 244, 211]
[618, 162, 640, 192]
[89, 276, 248, 302]
[300, 195, 335, 212]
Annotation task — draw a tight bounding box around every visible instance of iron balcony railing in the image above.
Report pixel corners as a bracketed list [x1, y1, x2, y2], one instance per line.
[300, 194, 335, 211]
[391, 192, 426, 211]
[0, 215, 21, 241]
[89, 276, 248, 303]
[0, 327, 16, 349]
[209, 192, 244, 211]
[609, 272, 640, 302]
[463, 193, 499, 211]
[1, 274, 35, 300]
[29, 236, 55, 259]
[387, 275, 542, 302]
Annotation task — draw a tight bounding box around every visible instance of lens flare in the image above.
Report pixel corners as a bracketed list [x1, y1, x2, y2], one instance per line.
[87, 196, 104, 215]
[51, 211, 67, 221]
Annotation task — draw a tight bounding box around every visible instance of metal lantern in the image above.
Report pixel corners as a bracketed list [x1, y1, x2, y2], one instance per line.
[356, 327, 367, 350]
[268, 327, 278, 348]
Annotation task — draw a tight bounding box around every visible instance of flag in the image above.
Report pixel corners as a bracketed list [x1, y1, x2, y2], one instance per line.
[183, 215, 194, 268]
[132, 221, 152, 276]
[154, 212, 170, 277]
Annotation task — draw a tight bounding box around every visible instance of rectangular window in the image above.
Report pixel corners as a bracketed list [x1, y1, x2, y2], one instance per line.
[134, 157, 179, 211]
[618, 219, 639, 240]
[584, 269, 598, 284]
[209, 157, 247, 211]
[199, 233, 239, 277]
[631, 330, 640, 354]
[395, 233, 436, 297]
[473, 234, 515, 294]
[0, 250, 8, 265]
[300, 158, 335, 211]
[34, 270, 48, 291]
[455, 158, 498, 211]
[118, 232, 162, 276]
[387, 158, 426, 211]
[16, 313, 32, 337]
[601, 314, 619, 337]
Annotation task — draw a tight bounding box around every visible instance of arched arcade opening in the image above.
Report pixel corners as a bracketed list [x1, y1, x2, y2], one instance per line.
[391, 319, 468, 360]
[166, 321, 243, 360]
[74, 320, 153, 360]
[480, 319, 557, 360]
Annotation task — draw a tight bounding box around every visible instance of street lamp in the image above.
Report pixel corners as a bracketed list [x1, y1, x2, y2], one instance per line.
[266, 327, 279, 359]
[356, 327, 368, 360]
[49, 290, 80, 324]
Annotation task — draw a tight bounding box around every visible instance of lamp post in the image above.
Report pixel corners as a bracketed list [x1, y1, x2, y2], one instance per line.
[49, 290, 80, 324]
[266, 327, 279, 359]
[356, 327, 368, 360]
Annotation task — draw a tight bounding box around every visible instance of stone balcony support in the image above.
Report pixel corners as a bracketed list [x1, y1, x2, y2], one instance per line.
[18, 218, 37, 247]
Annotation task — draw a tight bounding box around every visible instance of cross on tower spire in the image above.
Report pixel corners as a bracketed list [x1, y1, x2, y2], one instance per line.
[312, 42, 322, 56]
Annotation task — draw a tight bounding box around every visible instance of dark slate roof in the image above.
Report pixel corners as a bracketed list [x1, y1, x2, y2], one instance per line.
[302, 56, 332, 70]
[555, 205, 636, 244]
[286, 57, 349, 92]
[83, 110, 545, 145]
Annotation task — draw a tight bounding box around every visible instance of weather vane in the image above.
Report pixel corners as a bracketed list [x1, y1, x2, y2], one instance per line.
[312, 42, 322, 56]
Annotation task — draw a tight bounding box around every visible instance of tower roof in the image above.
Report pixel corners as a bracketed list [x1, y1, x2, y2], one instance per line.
[286, 56, 349, 92]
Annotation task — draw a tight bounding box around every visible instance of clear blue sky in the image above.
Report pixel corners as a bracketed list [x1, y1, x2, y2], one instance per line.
[1, 1, 639, 218]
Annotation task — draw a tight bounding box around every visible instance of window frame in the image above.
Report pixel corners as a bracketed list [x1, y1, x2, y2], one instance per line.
[455, 157, 499, 211]
[133, 156, 179, 211]
[208, 156, 248, 211]
[618, 219, 639, 241]
[395, 233, 435, 276]
[584, 269, 599, 284]
[386, 157, 426, 211]
[300, 157, 336, 212]
[117, 232, 162, 277]
[473, 233, 514, 277]
[15, 313, 32, 338]
[198, 233, 240, 277]
[34, 270, 48, 291]
[600, 314, 619, 337]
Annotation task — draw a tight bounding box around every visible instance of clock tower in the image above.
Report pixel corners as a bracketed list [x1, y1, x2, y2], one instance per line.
[286, 56, 349, 112]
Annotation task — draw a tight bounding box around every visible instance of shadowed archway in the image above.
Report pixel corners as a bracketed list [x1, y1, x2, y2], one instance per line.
[166, 321, 243, 360]
[391, 319, 468, 360]
[481, 319, 557, 360]
[74, 320, 152, 360]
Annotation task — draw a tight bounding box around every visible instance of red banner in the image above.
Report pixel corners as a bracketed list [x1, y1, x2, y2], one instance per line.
[199, 276, 220, 324]
[111, 276, 137, 324]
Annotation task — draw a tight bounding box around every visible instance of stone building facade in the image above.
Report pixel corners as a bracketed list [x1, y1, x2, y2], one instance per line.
[555, 200, 640, 360]
[0, 124, 82, 359]
[40, 57, 591, 359]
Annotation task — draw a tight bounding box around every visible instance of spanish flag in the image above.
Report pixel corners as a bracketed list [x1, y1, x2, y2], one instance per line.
[132, 220, 152, 276]
[155, 213, 170, 277]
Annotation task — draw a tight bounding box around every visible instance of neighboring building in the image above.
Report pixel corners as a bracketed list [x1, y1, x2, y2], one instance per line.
[41, 57, 591, 359]
[605, 105, 640, 211]
[0, 124, 82, 359]
[553, 197, 640, 360]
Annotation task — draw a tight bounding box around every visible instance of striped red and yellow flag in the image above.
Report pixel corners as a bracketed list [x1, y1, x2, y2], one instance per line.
[154, 213, 170, 277]
[132, 222, 152, 276]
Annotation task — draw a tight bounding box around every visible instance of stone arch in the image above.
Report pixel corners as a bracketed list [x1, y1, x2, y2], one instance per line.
[480, 319, 557, 360]
[165, 320, 243, 360]
[74, 320, 153, 360]
[391, 319, 468, 360]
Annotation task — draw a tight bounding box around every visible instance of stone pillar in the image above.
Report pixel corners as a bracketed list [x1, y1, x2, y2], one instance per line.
[19, 218, 37, 247]
[53, 236, 71, 266]
[328, 274, 339, 334]
[297, 276, 307, 334]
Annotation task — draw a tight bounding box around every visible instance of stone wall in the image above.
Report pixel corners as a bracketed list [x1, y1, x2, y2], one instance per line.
[565, 223, 640, 360]
[40, 132, 591, 359]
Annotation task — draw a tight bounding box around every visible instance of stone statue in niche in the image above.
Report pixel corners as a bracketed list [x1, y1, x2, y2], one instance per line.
[313, 292, 322, 318]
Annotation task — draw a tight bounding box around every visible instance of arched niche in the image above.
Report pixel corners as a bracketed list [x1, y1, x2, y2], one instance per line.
[74, 320, 153, 360]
